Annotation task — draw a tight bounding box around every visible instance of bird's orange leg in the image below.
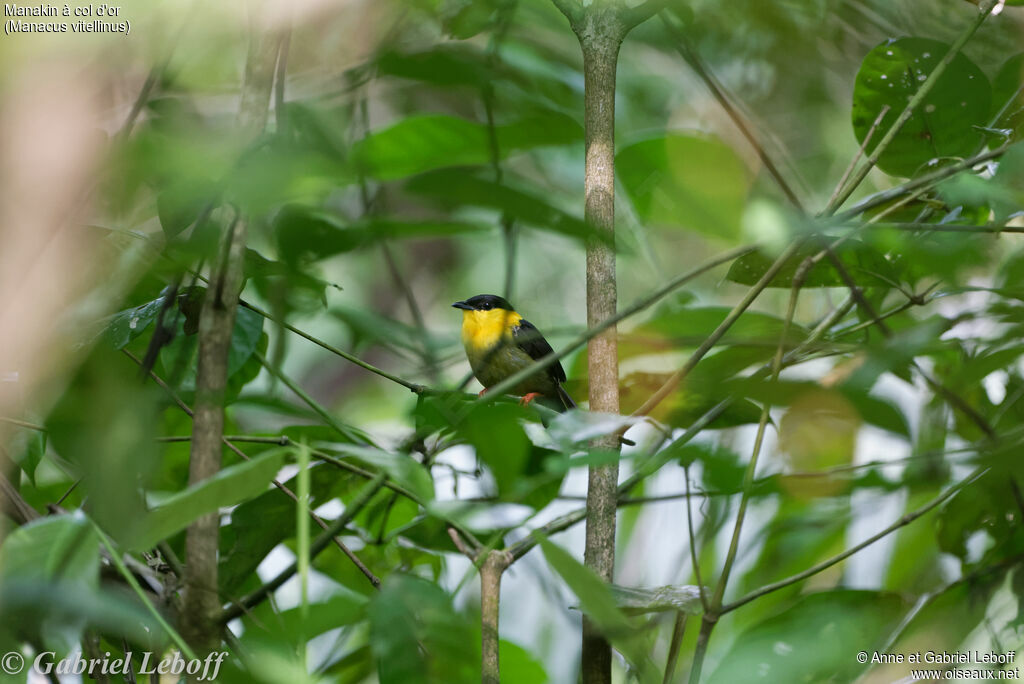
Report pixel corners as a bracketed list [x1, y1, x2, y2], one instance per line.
[520, 392, 543, 406]
[478, 388, 488, 397]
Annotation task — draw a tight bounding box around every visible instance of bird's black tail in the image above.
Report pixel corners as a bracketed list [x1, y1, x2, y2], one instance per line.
[556, 385, 576, 412]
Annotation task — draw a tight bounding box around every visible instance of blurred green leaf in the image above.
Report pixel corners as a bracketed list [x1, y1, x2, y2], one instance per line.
[617, 134, 750, 240]
[707, 590, 906, 684]
[157, 177, 216, 239]
[993, 52, 1024, 140]
[0, 515, 98, 589]
[274, 204, 484, 263]
[220, 462, 358, 594]
[0, 515, 99, 654]
[852, 38, 990, 177]
[368, 574, 477, 684]
[458, 402, 530, 497]
[405, 169, 602, 243]
[498, 640, 548, 683]
[354, 113, 581, 180]
[131, 447, 289, 551]
[540, 540, 658, 683]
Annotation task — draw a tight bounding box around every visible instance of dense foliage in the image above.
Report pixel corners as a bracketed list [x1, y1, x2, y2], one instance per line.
[1, 0, 1024, 682]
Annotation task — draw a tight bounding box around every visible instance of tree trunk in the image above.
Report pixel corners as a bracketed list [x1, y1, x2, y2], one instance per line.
[578, 9, 627, 684]
[181, 27, 277, 653]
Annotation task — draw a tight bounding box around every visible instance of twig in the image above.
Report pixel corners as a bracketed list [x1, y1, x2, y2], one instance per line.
[220, 473, 387, 623]
[0, 417, 45, 431]
[91, 520, 198, 660]
[238, 298, 425, 393]
[835, 144, 1009, 223]
[683, 465, 708, 613]
[659, 15, 804, 211]
[827, 105, 890, 209]
[663, 613, 689, 684]
[721, 467, 988, 614]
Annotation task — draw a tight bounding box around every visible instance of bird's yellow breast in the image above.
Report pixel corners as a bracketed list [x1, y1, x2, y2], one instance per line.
[460, 309, 522, 358]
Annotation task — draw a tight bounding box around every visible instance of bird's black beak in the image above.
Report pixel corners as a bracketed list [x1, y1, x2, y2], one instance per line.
[452, 301, 473, 310]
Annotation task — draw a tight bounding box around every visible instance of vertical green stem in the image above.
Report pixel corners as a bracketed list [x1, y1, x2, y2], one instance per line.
[296, 442, 310, 672]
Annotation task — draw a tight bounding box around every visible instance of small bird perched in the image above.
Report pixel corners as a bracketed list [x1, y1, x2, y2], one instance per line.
[453, 294, 576, 411]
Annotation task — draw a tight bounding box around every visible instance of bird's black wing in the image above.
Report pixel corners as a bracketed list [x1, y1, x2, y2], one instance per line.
[513, 319, 566, 383]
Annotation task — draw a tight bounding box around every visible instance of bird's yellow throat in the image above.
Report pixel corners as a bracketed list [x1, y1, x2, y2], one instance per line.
[460, 308, 522, 352]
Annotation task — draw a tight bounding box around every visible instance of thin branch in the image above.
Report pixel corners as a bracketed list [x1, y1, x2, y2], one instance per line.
[0, 417, 45, 431]
[238, 298, 425, 393]
[721, 467, 988, 614]
[663, 613, 688, 684]
[861, 222, 1024, 234]
[220, 473, 387, 623]
[683, 465, 708, 613]
[836, 144, 1010, 223]
[659, 15, 804, 211]
[827, 105, 890, 209]
[380, 243, 440, 382]
[689, 248, 808, 684]
[253, 350, 373, 445]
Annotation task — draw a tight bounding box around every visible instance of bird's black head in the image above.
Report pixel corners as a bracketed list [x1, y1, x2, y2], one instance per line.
[452, 294, 514, 312]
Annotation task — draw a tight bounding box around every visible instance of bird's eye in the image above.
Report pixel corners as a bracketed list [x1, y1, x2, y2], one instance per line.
[481, 302, 491, 310]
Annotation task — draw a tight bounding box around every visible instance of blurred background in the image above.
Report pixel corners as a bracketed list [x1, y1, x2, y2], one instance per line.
[2, 0, 1024, 681]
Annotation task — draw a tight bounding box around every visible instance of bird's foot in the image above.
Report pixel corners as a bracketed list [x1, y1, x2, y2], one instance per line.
[520, 392, 543, 406]
[478, 388, 488, 397]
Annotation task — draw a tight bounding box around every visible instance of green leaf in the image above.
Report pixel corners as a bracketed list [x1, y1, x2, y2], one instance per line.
[852, 37, 991, 177]
[633, 306, 811, 348]
[0, 515, 98, 589]
[608, 584, 703, 615]
[616, 134, 750, 240]
[540, 540, 659, 683]
[457, 402, 530, 498]
[274, 204, 484, 263]
[498, 641, 548, 684]
[725, 239, 899, 288]
[130, 447, 289, 550]
[405, 169, 602, 243]
[220, 462, 358, 594]
[353, 113, 581, 180]
[0, 515, 100, 654]
[993, 52, 1024, 140]
[707, 590, 906, 684]
[368, 574, 477, 684]
[106, 295, 170, 350]
[158, 300, 264, 392]
[440, 0, 500, 39]
[273, 588, 369, 639]
[156, 176, 216, 239]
